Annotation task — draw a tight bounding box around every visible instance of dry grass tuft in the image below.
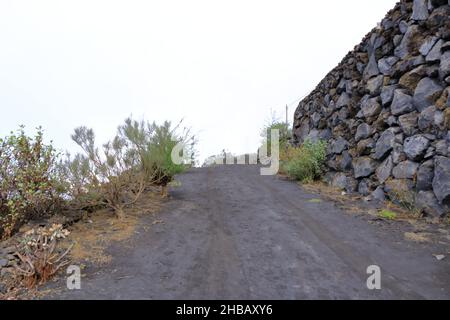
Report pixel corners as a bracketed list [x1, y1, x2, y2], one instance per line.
[404, 232, 431, 243]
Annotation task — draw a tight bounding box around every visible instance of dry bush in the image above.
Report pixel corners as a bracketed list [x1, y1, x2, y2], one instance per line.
[63, 118, 196, 218]
[389, 189, 422, 218]
[13, 224, 72, 289]
[66, 127, 146, 219]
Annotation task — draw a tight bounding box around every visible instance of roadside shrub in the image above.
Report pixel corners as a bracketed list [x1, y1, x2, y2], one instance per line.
[14, 224, 72, 288]
[388, 189, 422, 218]
[260, 120, 292, 158]
[59, 153, 98, 210]
[119, 118, 195, 186]
[281, 140, 327, 183]
[0, 127, 64, 239]
[68, 126, 146, 219]
[0, 117, 196, 232]
[66, 117, 196, 217]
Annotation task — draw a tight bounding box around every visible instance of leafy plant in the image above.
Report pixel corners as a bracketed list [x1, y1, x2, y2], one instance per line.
[65, 117, 196, 217]
[379, 209, 397, 220]
[119, 117, 195, 188]
[0, 127, 64, 239]
[260, 113, 292, 158]
[281, 140, 327, 183]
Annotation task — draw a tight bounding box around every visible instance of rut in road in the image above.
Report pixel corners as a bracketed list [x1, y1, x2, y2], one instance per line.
[52, 165, 450, 300]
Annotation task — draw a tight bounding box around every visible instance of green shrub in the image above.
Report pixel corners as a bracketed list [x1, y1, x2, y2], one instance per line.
[146, 121, 191, 183]
[379, 209, 397, 220]
[0, 117, 197, 231]
[260, 120, 292, 157]
[281, 140, 327, 183]
[119, 118, 195, 185]
[0, 127, 64, 238]
[65, 117, 196, 218]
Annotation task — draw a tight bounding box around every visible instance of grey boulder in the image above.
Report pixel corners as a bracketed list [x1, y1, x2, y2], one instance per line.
[440, 51, 450, 80]
[399, 112, 418, 136]
[364, 53, 380, 79]
[366, 75, 384, 96]
[432, 156, 450, 205]
[337, 151, 353, 171]
[329, 137, 349, 155]
[374, 130, 396, 160]
[435, 140, 448, 156]
[0, 258, 8, 268]
[381, 85, 398, 106]
[357, 138, 376, 156]
[416, 160, 434, 191]
[358, 179, 371, 196]
[391, 90, 414, 116]
[395, 25, 420, 59]
[353, 157, 378, 179]
[336, 92, 351, 109]
[332, 173, 349, 190]
[392, 161, 420, 179]
[419, 36, 439, 56]
[361, 97, 382, 119]
[416, 191, 447, 217]
[378, 57, 399, 76]
[411, 0, 429, 21]
[426, 39, 443, 63]
[371, 187, 386, 202]
[404, 135, 430, 161]
[355, 123, 372, 141]
[376, 155, 394, 184]
[413, 78, 443, 112]
[418, 105, 437, 131]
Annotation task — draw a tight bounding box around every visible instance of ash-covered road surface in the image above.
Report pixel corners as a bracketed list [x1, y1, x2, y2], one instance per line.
[53, 165, 450, 299]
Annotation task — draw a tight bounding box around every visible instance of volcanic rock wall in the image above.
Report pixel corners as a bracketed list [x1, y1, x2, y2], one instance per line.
[292, 0, 450, 217]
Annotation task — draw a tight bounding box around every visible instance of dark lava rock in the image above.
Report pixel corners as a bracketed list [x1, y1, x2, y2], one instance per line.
[432, 156, 450, 205]
[404, 135, 430, 161]
[353, 157, 378, 179]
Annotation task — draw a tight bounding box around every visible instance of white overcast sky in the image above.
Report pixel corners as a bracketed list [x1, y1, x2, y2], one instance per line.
[0, 0, 398, 163]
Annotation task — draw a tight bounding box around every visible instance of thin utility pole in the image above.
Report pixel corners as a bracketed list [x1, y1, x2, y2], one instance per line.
[285, 104, 289, 128]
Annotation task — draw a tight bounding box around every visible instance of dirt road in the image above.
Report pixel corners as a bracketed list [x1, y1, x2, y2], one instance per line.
[52, 165, 450, 299]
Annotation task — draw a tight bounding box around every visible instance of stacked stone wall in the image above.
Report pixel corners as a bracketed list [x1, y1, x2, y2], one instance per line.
[292, 0, 450, 216]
